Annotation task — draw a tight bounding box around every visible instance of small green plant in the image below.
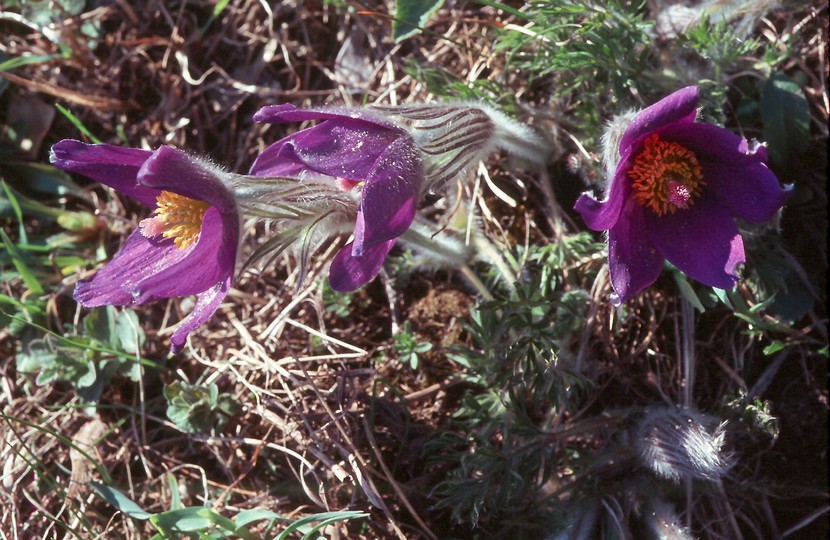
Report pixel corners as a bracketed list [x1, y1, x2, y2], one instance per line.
[494, 0, 655, 138]
[15, 306, 147, 405]
[392, 0, 444, 42]
[90, 478, 367, 539]
[164, 381, 241, 434]
[428, 248, 594, 532]
[392, 320, 432, 370]
[322, 280, 353, 318]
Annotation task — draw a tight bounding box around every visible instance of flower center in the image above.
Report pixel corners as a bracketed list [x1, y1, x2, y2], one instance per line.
[628, 133, 704, 216]
[335, 177, 363, 191]
[139, 190, 210, 250]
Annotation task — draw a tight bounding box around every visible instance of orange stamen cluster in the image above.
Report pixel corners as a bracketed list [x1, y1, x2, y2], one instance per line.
[628, 133, 704, 216]
[139, 190, 209, 249]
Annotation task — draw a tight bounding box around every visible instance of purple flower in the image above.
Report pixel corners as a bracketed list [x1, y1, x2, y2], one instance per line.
[575, 86, 793, 304]
[50, 140, 240, 353]
[251, 104, 422, 292]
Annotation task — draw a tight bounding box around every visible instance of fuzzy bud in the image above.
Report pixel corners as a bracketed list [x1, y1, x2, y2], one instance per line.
[636, 406, 730, 483]
[644, 498, 693, 540]
[371, 101, 550, 193]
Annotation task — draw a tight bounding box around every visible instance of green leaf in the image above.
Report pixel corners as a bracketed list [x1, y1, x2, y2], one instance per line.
[234, 508, 282, 527]
[15, 339, 57, 378]
[114, 308, 146, 353]
[75, 357, 98, 389]
[1, 180, 27, 243]
[149, 507, 216, 533]
[0, 292, 43, 317]
[165, 474, 182, 513]
[273, 511, 368, 540]
[56, 210, 96, 231]
[164, 381, 239, 433]
[89, 481, 153, 520]
[52, 255, 90, 275]
[393, 0, 444, 42]
[4, 311, 161, 364]
[760, 72, 810, 166]
[0, 53, 67, 72]
[0, 164, 95, 230]
[672, 272, 705, 312]
[2, 161, 88, 199]
[712, 287, 733, 309]
[0, 229, 43, 295]
[414, 342, 433, 353]
[763, 340, 789, 356]
[84, 306, 117, 345]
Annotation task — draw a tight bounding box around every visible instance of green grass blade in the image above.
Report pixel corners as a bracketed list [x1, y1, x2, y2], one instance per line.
[55, 103, 103, 144]
[0, 229, 43, 294]
[89, 481, 153, 520]
[1, 180, 28, 243]
[0, 53, 65, 72]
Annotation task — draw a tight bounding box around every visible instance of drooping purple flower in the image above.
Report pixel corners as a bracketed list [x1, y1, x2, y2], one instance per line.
[251, 104, 422, 292]
[50, 140, 240, 353]
[575, 86, 793, 304]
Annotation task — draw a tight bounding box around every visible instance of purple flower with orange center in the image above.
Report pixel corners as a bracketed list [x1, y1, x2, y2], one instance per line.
[575, 86, 793, 304]
[251, 104, 422, 292]
[51, 140, 240, 353]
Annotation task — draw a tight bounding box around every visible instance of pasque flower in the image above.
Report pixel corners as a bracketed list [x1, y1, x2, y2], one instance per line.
[251, 104, 422, 292]
[575, 86, 792, 304]
[51, 140, 240, 353]
[251, 102, 548, 292]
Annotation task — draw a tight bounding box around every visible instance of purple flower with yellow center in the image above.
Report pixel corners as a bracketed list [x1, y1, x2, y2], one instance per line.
[575, 86, 793, 304]
[250, 104, 422, 292]
[50, 140, 240, 353]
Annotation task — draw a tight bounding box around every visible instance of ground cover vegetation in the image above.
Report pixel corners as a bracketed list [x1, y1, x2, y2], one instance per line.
[0, 0, 827, 538]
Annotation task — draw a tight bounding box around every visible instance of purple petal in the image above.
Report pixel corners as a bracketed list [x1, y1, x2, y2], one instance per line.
[620, 86, 699, 153]
[328, 239, 396, 292]
[646, 196, 744, 289]
[702, 161, 793, 223]
[75, 231, 193, 306]
[253, 104, 401, 131]
[246, 141, 311, 178]
[574, 155, 634, 232]
[74, 209, 234, 305]
[170, 276, 231, 354]
[252, 103, 301, 120]
[660, 122, 768, 166]
[137, 146, 237, 215]
[250, 117, 405, 181]
[607, 199, 664, 304]
[49, 139, 158, 207]
[353, 137, 420, 253]
[131, 209, 236, 299]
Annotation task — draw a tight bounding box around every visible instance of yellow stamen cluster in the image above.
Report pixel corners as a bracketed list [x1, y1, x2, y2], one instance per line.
[139, 190, 210, 250]
[628, 133, 704, 216]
